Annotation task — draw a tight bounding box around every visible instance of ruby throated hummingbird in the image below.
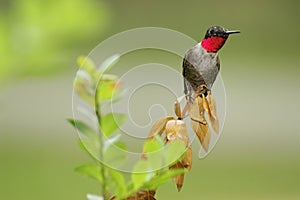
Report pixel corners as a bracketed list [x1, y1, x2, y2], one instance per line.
[175, 26, 240, 151]
[183, 26, 240, 101]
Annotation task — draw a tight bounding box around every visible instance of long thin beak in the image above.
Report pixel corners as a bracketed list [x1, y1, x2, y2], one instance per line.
[226, 30, 240, 35]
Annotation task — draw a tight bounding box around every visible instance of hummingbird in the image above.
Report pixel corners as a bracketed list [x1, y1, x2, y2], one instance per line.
[183, 26, 240, 101]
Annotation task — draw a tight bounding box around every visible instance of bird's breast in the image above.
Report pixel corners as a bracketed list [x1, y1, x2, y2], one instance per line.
[184, 43, 220, 89]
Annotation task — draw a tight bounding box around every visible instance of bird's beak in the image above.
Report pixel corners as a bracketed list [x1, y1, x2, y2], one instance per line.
[226, 30, 240, 35]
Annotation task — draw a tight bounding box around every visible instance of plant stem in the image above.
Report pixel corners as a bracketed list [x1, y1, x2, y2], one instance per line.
[94, 86, 107, 199]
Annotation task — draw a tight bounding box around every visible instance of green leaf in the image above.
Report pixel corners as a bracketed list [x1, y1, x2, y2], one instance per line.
[148, 152, 163, 172]
[165, 140, 186, 166]
[144, 168, 186, 190]
[76, 106, 97, 124]
[68, 119, 100, 158]
[103, 134, 121, 151]
[75, 164, 103, 183]
[98, 54, 120, 73]
[101, 113, 126, 136]
[73, 77, 94, 105]
[100, 74, 118, 81]
[107, 168, 127, 198]
[81, 138, 100, 159]
[109, 87, 128, 104]
[75, 70, 93, 86]
[97, 79, 120, 102]
[143, 137, 164, 154]
[103, 141, 127, 168]
[132, 160, 153, 190]
[77, 56, 96, 75]
[67, 119, 96, 138]
[77, 139, 91, 155]
[143, 136, 164, 170]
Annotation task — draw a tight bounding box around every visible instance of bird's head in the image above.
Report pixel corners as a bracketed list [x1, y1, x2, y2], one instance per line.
[201, 26, 240, 53]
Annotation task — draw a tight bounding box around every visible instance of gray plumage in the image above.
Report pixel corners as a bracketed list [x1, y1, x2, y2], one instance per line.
[183, 42, 220, 100]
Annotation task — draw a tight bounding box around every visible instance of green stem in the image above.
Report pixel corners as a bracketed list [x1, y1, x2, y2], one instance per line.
[94, 86, 107, 199]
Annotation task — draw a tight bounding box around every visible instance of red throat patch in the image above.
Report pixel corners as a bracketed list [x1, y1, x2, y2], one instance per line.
[201, 36, 227, 53]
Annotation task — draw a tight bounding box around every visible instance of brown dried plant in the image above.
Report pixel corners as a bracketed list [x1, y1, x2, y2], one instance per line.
[135, 89, 219, 199]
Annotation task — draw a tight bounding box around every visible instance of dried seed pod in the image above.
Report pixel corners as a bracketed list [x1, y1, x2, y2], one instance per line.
[201, 93, 210, 113]
[174, 173, 184, 192]
[190, 119, 210, 152]
[207, 92, 219, 133]
[142, 116, 174, 159]
[165, 120, 189, 146]
[170, 162, 185, 192]
[189, 96, 204, 122]
[174, 101, 182, 119]
[174, 95, 187, 119]
[181, 147, 192, 171]
[166, 120, 192, 191]
[190, 96, 211, 152]
[147, 116, 174, 139]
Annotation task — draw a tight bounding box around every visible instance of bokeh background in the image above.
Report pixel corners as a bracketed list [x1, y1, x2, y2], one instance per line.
[1, 0, 300, 199]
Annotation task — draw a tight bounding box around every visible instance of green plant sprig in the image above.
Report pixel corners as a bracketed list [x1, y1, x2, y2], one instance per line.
[68, 56, 188, 200]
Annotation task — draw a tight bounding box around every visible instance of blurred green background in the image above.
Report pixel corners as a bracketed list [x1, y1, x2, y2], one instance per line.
[1, 0, 300, 199]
